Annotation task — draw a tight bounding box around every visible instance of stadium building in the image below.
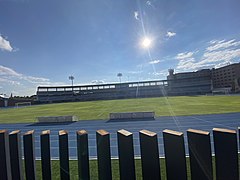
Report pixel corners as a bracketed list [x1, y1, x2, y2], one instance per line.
[167, 69, 212, 96]
[36, 62, 240, 103]
[211, 63, 240, 92]
[0, 94, 9, 107]
[37, 80, 169, 103]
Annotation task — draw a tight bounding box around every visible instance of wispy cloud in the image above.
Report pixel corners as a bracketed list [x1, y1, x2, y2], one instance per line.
[175, 52, 197, 71]
[214, 61, 231, 69]
[149, 59, 160, 64]
[207, 39, 240, 52]
[134, 11, 140, 21]
[201, 49, 240, 64]
[0, 65, 66, 95]
[0, 35, 13, 52]
[146, 1, 152, 6]
[199, 39, 240, 67]
[151, 69, 168, 76]
[175, 38, 240, 71]
[91, 80, 105, 84]
[0, 65, 50, 84]
[166, 31, 176, 38]
[21, 76, 50, 84]
[127, 70, 143, 74]
[0, 65, 21, 76]
[175, 52, 194, 60]
[0, 77, 21, 85]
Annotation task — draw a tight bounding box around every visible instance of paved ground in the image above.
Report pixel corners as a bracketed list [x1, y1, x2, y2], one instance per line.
[0, 112, 240, 159]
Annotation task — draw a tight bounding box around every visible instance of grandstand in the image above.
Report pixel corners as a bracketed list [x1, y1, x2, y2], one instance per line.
[167, 76, 212, 96]
[37, 80, 169, 103]
[36, 76, 212, 103]
[36, 63, 240, 104]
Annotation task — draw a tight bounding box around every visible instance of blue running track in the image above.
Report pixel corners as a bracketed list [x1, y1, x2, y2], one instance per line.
[0, 112, 239, 159]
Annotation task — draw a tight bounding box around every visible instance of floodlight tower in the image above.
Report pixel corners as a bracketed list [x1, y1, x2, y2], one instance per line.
[117, 73, 123, 83]
[69, 75, 74, 87]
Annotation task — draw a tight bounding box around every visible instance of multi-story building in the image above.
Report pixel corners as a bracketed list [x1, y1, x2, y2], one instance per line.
[212, 63, 240, 92]
[167, 62, 240, 94]
[167, 69, 212, 95]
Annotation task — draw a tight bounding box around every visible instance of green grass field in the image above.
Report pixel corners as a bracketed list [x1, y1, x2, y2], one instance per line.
[33, 156, 240, 180]
[35, 159, 192, 180]
[1, 95, 240, 123]
[4, 96, 239, 179]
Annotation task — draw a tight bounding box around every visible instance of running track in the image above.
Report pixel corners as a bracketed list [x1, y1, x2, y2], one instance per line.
[0, 112, 239, 159]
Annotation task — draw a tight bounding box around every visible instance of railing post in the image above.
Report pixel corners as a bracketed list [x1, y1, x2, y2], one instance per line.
[23, 130, 36, 180]
[77, 130, 90, 180]
[41, 130, 52, 180]
[139, 130, 161, 180]
[213, 128, 239, 180]
[59, 130, 70, 180]
[187, 129, 213, 180]
[96, 129, 112, 180]
[117, 129, 136, 180]
[163, 129, 187, 180]
[0, 130, 12, 180]
[9, 130, 23, 180]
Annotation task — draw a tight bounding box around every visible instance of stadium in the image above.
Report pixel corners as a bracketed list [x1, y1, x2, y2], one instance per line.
[1, 66, 240, 179]
[1, 1, 240, 178]
[36, 63, 240, 103]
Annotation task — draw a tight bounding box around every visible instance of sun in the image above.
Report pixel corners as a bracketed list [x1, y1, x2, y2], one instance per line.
[141, 37, 152, 48]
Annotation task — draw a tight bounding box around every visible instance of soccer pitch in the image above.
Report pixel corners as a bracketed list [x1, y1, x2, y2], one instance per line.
[1, 95, 240, 123]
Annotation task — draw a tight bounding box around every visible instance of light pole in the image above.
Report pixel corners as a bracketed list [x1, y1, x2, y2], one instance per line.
[117, 73, 123, 83]
[69, 75, 74, 87]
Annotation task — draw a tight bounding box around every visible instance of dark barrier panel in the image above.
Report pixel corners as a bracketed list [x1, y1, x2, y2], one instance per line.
[1, 128, 240, 179]
[96, 129, 112, 180]
[23, 130, 36, 180]
[213, 128, 239, 180]
[9, 130, 23, 180]
[117, 129, 136, 180]
[163, 129, 187, 180]
[139, 130, 161, 180]
[41, 130, 52, 180]
[187, 129, 213, 180]
[0, 130, 12, 180]
[59, 130, 70, 180]
[77, 130, 90, 180]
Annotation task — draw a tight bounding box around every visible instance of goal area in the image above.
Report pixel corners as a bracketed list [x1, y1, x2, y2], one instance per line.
[15, 102, 32, 108]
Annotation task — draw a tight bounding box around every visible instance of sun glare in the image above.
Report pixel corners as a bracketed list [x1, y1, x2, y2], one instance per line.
[141, 37, 152, 48]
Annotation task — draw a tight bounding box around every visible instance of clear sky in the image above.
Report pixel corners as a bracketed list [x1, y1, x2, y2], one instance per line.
[0, 0, 240, 96]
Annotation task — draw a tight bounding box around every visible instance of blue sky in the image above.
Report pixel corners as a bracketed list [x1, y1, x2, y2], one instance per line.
[0, 0, 240, 96]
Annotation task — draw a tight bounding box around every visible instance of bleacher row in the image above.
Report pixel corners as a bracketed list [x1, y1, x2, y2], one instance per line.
[36, 77, 212, 103]
[37, 85, 167, 103]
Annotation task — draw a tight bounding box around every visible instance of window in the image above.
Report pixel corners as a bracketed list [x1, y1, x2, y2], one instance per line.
[57, 88, 65, 91]
[73, 87, 80, 91]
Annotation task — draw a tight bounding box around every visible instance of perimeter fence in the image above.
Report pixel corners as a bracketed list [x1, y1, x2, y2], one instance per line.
[0, 128, 239, 180]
